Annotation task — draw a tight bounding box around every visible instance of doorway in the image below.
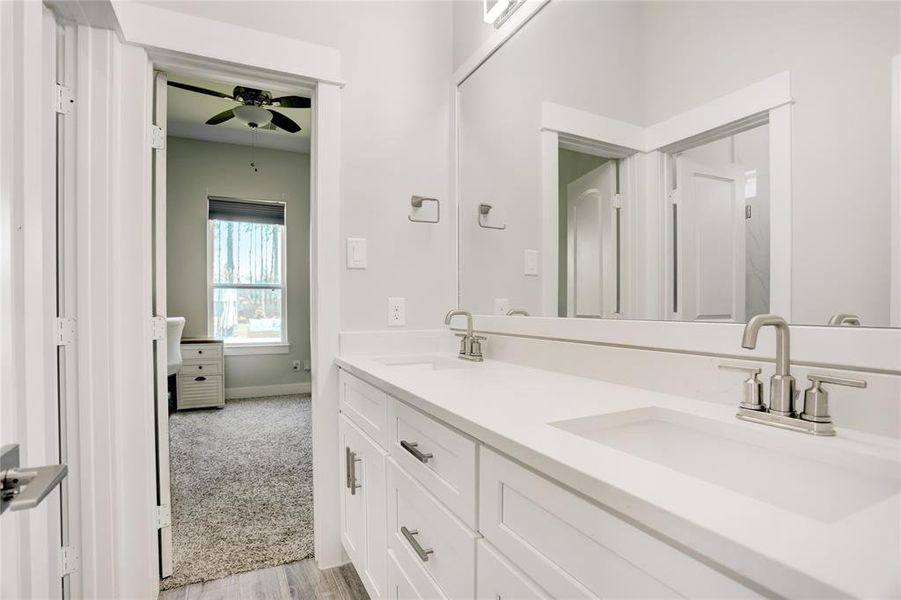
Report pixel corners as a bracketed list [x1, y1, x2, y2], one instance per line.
[153, 70, 318, 591]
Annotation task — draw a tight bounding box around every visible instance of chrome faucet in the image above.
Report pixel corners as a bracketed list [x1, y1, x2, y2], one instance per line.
[444, 309, 484, 361]
[741, 314, 794, 415]
[721, 314, 867, 436]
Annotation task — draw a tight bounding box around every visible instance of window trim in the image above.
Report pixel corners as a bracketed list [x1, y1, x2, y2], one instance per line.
[206, 198, 288, 348]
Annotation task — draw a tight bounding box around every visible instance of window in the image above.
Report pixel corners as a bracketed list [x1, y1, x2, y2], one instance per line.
[208, 197, 287, 347]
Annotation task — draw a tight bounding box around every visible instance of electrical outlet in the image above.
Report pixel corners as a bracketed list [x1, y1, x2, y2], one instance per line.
[292, 360, 301, 371]
[494, 298, 510, 315]
[388, 297, 406, 327]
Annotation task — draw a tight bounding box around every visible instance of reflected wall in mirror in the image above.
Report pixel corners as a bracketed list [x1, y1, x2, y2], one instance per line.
[458, 1, 901, 327]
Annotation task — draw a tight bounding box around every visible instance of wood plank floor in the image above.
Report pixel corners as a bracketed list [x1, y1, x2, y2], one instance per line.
[159, 559, 369, 600]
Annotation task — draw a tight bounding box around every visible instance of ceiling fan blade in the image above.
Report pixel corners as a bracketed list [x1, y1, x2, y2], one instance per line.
[267, 109, 301, 133]
[270, 95, 311, 109]
[168, 80, 233, 100]
[206, 109, 236, 125]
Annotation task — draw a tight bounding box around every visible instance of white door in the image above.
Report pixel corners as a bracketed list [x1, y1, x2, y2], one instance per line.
[0, 3, 70, 598]
[674, 156, 747, 322]
[566, 161, 618, 318]
[152, 71, 175, 578]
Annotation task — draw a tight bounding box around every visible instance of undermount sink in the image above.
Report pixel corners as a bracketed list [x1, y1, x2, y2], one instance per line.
[551, 407, 900, 522]
[374, 355, 470, 371]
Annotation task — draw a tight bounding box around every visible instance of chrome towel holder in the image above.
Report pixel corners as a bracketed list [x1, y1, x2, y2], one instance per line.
[409, 195, 440, 223]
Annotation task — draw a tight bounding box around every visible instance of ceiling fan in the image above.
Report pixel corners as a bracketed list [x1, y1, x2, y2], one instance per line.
[168, 81, 310, 133]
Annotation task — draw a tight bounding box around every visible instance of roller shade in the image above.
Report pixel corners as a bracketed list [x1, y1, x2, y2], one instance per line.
[208, 197, 285, 225]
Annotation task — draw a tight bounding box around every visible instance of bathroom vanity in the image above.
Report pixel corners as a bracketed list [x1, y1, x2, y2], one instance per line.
[335, 353, 900, 600]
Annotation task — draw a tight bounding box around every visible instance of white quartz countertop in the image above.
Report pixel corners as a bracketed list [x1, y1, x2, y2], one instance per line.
[336, 354, 901, 599]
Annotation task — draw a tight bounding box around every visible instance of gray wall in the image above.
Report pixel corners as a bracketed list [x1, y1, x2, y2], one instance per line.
[167, 136, 311, 390]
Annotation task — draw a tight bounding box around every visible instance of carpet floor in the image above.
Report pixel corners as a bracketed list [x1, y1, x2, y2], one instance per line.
[161, 394, 314, 591]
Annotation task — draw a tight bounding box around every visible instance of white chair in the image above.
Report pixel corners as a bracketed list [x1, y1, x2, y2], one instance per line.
[166, 317, 186, 376]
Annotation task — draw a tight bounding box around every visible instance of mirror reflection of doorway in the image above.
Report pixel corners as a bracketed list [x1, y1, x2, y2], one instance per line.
[670, 124, 770, 322]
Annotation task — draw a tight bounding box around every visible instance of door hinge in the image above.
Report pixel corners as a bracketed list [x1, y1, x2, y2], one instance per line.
[56, 317, 76, 346]
[745, 205, 752, 219]
[670, 189, 681, 205]
[155, 504, 171, 529]
[58, 546, 79, 576]
[150, 124, 166, 150]
[151, 315, 166, 341]
[55, 84, 74, 115]
[612, 194, 624, 209]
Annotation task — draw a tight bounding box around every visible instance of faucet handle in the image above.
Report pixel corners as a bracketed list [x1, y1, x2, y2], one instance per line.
[718, 363, 765, 411]
[801, 373, 867, 424]
[807, 373, 867, 389]
[718, 363, 762, 375]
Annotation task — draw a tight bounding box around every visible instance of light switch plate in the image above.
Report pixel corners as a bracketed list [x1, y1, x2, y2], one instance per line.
[494, 298, 510, 315]
[387, 297, 406, 327]
[524, 249, 539, 276]
[346, 238, 367, 269]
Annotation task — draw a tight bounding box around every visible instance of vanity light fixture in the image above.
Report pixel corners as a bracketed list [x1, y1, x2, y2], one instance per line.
[483, 0, 523, 27]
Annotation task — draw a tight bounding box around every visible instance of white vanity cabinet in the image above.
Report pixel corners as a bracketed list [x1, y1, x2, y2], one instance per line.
[339, 413, 388, 600]
[337, 368, 760, 600]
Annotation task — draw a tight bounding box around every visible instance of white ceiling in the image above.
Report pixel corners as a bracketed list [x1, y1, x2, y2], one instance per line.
[167, 75, 311, 154]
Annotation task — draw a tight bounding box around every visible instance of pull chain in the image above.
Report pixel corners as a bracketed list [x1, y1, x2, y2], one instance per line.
[250, 128, 259, 173]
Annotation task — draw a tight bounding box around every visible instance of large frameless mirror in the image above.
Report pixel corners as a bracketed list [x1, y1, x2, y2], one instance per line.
[458, 1, 901, 328]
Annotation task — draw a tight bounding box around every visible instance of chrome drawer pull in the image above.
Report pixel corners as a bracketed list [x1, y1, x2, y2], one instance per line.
[400, 440, 433, 464]
[401, 526, 434, 562]
[345, 447, 361, 495]
[194, 376, 207, 382]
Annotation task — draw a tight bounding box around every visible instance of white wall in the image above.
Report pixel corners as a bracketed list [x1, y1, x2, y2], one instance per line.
[453, 0, 495, 71]
[167, 136, 311, 390]
[148, 1, 457, 331]
[458, 1, 900, 326]
[642, 2, 899, 326]
[459, 1, 645, 316]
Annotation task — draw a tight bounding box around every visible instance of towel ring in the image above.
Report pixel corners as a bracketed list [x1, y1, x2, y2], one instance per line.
[409, 196, 440, 224]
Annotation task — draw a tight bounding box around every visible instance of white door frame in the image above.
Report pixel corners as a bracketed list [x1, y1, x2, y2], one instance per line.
[55, 3, 345, 597]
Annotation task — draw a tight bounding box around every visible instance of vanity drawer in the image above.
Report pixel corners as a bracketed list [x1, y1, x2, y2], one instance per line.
[340, 370, 390, 448]
[386, 549, 447, 600]
[479, 448, 760, 599]
[389, 399, 477, 528]
[477, 540, 550, 600]
[387, 459, 477, 600]
[179, 362, 222, 376]
[176, 375, 224, 409]
[181, 344, 222, 361]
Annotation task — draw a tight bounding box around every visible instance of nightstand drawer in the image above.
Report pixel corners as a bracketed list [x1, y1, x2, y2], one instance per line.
[182, 344, 222, 361]
[179, 362, 221, 376]
[177, 375, 224, 409]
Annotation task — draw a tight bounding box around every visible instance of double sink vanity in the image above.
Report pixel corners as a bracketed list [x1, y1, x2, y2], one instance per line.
[335, 317, 901, 600]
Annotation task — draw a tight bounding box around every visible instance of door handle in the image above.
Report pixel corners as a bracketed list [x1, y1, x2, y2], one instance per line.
[401, 526, 434, 562]
[1, 444, 68, 515]
[400, 440, 433, 464]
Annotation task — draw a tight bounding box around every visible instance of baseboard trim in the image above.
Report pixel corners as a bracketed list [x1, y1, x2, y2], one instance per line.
[225, 382, 312, 399]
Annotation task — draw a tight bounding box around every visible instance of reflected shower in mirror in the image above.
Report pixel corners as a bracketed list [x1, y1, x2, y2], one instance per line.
[458, 1, 901, 327]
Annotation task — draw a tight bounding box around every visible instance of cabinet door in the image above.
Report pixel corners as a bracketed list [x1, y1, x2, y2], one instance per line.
[340, 414, 388, 599]
[477, 540, 550, 600]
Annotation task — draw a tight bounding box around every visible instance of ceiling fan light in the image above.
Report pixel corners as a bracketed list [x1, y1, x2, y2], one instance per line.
[234, 105, 273, 128]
